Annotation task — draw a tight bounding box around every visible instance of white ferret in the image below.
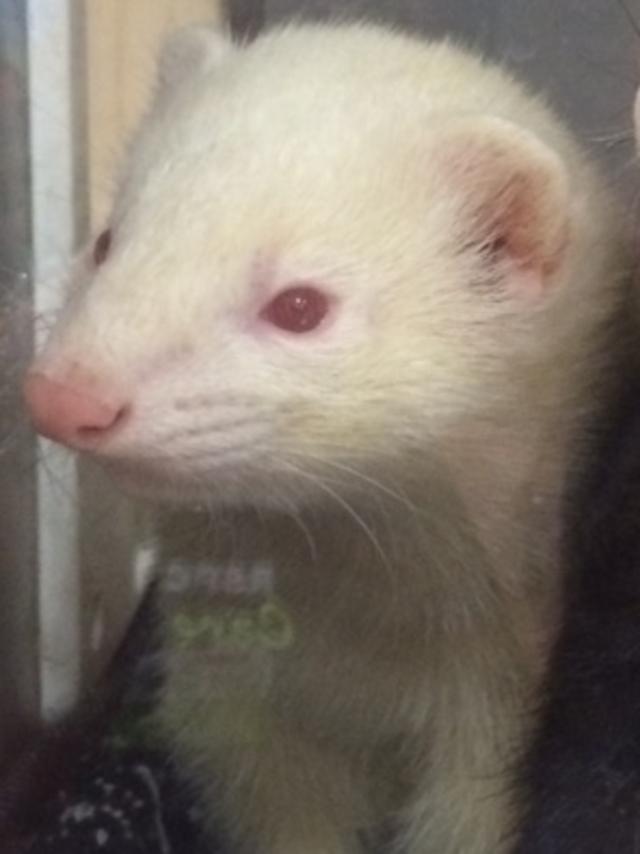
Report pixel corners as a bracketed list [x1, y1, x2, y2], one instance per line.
[23, 21, 631, 854]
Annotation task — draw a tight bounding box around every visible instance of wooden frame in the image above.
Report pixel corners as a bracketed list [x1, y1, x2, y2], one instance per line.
[85, 0, 226, 228]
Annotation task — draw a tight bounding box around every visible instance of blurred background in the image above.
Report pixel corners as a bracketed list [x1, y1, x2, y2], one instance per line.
[0, 0, 637, 766]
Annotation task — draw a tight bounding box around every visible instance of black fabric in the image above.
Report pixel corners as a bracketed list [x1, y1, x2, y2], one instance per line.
[1, 597, 223, 854]
[516, 374, 640, 853]
[21, 745, 215, 854]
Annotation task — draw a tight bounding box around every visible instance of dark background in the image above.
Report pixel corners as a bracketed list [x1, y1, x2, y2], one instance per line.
[233, 0, 640, 201]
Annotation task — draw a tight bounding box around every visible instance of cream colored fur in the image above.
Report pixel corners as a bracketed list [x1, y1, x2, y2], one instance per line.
[30, 21, 631, 854]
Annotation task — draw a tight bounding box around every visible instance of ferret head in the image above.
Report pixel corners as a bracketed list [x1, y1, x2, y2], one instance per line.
[23, 23, 615, 508]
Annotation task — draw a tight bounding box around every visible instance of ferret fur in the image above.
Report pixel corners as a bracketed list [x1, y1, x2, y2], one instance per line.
[26, 21, 632, 854]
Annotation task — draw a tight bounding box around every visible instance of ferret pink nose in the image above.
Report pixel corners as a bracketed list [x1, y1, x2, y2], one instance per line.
[23, 373, 128, 449]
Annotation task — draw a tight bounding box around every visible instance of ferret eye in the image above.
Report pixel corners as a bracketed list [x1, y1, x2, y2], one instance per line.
[260, 285, 330, 333]
[92, 229, 112, 266]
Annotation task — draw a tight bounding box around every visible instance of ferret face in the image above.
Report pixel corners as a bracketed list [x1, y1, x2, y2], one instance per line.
[23, 24, 585, 508]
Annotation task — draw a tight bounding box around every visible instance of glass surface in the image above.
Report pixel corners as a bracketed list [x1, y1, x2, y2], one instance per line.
[0, 0, 39, 762]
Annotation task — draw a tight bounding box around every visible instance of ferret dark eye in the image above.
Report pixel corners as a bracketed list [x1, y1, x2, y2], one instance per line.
[260, 285, 330, 333]
[93, 229, 112, 266]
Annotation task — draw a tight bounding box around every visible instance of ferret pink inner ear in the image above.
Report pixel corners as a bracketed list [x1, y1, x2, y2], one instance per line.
[440, 116, 570, 296]
[260, 285, 330, 334]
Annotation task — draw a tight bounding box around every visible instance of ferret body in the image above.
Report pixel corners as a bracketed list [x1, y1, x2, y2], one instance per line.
[23, 21, 631, 854]
[512, 89, 640, 854]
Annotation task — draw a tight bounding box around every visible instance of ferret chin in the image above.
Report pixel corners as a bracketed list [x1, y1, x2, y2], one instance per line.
[23, 19, 633, 854]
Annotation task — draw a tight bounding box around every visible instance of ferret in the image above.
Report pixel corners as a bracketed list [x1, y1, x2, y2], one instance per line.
[22, 20, 632, 854]
[512, 88, 640, 854]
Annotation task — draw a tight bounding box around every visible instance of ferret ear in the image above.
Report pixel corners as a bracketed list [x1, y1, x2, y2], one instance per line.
[157, 25, 234, 94]
[438, 116, 570, 299]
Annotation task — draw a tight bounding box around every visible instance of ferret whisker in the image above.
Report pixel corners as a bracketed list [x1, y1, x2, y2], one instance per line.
[154, 420, 266, 445]
[277, 493, 319, 563]
[0, 420, 27, 449]
[173, 389, 262, 408]
[616, 0, 640, 39]
[590, 127, 633, 147]
[277, 455, 395, 583]
[34, 310, 63, 333]
[282, 447, 411, 557]
[616, 152, 640, 176]
[35, 446, 81, 505]
[294, 451, 424, 519]
[175, 446, 260, 463]
[9, 447, 132, 536]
